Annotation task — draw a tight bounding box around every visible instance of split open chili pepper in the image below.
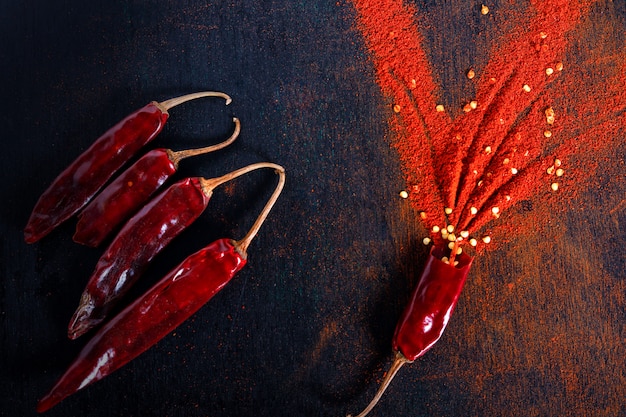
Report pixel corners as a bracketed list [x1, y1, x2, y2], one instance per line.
[67, 162, 281, 340]
[348, 244, 473, 417]
[36, 164, 285, 413]
[24, 91, 232, 244]
[72, 117, 241, 248]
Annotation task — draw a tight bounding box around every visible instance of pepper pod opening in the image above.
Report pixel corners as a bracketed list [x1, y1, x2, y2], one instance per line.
[347, 245, 473, 417]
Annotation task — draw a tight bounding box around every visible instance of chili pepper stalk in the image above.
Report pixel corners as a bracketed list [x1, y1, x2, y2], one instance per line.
[37, 164, 285, 413]
[24, 91, 232, 244]
[68, 162, 283, 340]
[73, 117, 241, 247]
[347, 244, 472, 417]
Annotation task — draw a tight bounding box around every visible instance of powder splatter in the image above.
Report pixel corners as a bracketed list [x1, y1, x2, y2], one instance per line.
[351, 0, 625, 253]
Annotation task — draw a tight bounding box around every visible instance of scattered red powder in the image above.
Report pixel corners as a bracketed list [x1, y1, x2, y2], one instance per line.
[351, 0, 625, 252]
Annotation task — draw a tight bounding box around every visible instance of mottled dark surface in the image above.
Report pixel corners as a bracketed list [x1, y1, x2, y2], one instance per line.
[1, 1, 624, 416]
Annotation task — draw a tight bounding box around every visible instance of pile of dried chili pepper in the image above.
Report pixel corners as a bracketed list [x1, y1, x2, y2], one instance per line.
[28, 91, 287, 413]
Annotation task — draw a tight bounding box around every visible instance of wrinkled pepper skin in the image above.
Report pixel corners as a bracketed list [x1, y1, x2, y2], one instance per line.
[73, 149, 177, 247]
[68, 177, 210, 340]
[24, 103, 169, 243]
[37, 238, 247, 413]
[392, 245, 473, 361]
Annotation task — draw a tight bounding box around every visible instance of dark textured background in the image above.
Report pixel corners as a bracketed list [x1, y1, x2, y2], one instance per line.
[1, 1, 625, 416]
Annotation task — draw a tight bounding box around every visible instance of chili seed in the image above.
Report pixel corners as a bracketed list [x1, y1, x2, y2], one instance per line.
[523, 84, 531, 92]
[420, 211, 427, 219]
[436, 104, 445, 112]
[470, 206, 478, 215]
[555, 168, 564, 177]
[485, 146, 492, 154]
[445, 207, 453, 215]
[511, 168, 518, 174]
[399, 190, 409, 198]
[546, 67, 554, 76]
[447, 224, 455, 233]
[482, 236, 492, 243]
[467, 69, 476, 79]
[469, 238, 478, 247]
[423, 237, 431, 245]
[432, 225, 440, 233]
[481, 4, 489, 15]
[556, 62, 564, 71]
[544, 130, 552, 138]
[470, 100, 478, 109]
[551, 182, 559, 191]
[393, 104, 402, 113]
[460, 230, 469, 239]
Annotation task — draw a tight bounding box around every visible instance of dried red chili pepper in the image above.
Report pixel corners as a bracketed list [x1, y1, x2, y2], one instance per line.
[67, 162, 281, 340]
[24, 91, 232, 244]
[72, 117, 241, 248]
[348, 245, 473, 417]
[36, 164, 285, 413]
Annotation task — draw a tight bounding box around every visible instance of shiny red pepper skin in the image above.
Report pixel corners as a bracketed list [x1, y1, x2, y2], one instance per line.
[392, 245, 473, 361]
[37, 238, 247, 413]
[24, 103, 169, 243]
[67, 177, 210, 340]
[73, 149, 177, 247]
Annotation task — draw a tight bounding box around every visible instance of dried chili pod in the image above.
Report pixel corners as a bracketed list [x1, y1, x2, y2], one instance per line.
[347, 245, 473, 417]
[36, 164, 285, 413]
[68, 162, 281, 340]
[73, 117, 241, 248]
[24, 91, 232, 244]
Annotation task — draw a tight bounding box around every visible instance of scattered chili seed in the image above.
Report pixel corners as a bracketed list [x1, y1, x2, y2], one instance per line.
[546, 67, 554, 76]
[470, 206, 478, 215]
[556, 62, 564, 71]
[482, 236, 492, 244]
[393, 104, 402, 113]
[556, 168, 564, 177]
[444, 207, 453, 215]
[446, 224, 455, 233]
[551, 182, 559, 191]
[469, 238, 478, 247]
[423, 237, 431, 245]
[523, 84, 532, 92]
[511, 168, 518, 174]
[554, 158, 562, 167]
[485, 146, 492, 154]
[467, 69, 475, 79]
[470, 100, 478, 110]
[399, 190, 409, 198]
[481, 4, 489, 15]
[420, 211, 427, 219]
[544, 130, 552, 138]
[460, 230, 469, 239]
[432, 225, 441, 233]
[547, 166, 556, 175]
[436, 104, 445, 112]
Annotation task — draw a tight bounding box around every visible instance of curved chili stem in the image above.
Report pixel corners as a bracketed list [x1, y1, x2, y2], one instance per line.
[234, 164, 285, 255]
[167, 117, 241, 167]
[348, 351, 411, 417]
[157, 91, 232, 111]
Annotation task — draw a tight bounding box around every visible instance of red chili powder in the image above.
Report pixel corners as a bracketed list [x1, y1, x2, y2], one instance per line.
[351, 0, 625, 251]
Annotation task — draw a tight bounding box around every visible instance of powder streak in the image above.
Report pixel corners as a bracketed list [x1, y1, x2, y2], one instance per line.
[352, 0, 624, 250]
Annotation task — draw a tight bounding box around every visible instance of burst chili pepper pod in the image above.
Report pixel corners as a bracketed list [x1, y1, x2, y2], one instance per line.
[24, 91, 232, 244]
[36, 163, 285, 413]
[347, 245, 473, 417]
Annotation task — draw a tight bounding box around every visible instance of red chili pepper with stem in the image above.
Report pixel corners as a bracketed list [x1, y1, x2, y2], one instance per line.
[24, 91, 232, 244]
[36, 164, 285, 413]
[67, 161, 279, 340]
[73, 117, 241, 248]
[348, 243, 473, 417]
